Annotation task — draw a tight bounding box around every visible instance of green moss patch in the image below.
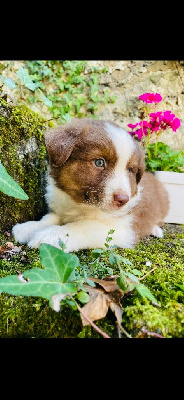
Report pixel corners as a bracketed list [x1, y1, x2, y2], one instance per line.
[0, 224, 183, 338]
[0, 98, 48, 231]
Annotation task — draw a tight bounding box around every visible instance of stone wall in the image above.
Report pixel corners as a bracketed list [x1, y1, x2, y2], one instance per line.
[1, 60, 184, 151]
[87, 60, 184, 151]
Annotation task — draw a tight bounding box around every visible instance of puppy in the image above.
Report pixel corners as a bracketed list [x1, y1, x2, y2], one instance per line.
[12, 118, 169, 252]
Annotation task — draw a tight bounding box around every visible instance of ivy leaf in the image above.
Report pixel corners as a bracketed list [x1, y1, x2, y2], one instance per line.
[0, 244, 79, 311]
[0, 75, 16, 89]
[0, 160, 29, 200]
[38, 89, 52, 107]
[39, 243, 79, 283]
[62, 113, 72, 122]
[16, 66, 36, 91]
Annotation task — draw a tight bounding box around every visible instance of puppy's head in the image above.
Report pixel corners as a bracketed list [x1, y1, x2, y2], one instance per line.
[45, 119, 145, 212]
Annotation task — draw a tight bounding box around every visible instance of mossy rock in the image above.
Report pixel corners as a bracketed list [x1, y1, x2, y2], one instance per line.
[0, 224, 184, 338]
[0, 97, 48, 232]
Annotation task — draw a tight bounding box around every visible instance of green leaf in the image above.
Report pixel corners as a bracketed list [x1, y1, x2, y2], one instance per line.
[16, 66, 36, 91]
[39, 243, 79, 283]
[109, 253, 116, 265]
[136, 283, 158, 303]
[91, 248, 104, 258]
[132, 269, 143, 277]
[114, 254, 133, 266]
[86, 279, 96, 287]
[0, 244, 79, 308]
[38, 89, 52, 107]
[116, 270, 127, 292]
[108, 229, 115, 235]
[0, 160, 29, 200]
[62, 113, 72, 123]
[125, 272, 139, 284]
[77, 291, 90, 304]
[175, 283, 184, 292]
[0, 75, 16, 89]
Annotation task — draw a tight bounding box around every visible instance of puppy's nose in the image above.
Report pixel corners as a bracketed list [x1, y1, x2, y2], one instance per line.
[113, 193, 129, 207]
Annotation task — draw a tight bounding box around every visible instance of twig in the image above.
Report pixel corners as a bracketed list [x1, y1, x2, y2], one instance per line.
[139, 266, 158, 281]
[141, 326, 164, 339]
[76, 302, 111, 339]
[115, 321, 122, 338]
[119, 324, 132, 338]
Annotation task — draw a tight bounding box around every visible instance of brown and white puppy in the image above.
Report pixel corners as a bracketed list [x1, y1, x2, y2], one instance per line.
[12, 118, 170, 252]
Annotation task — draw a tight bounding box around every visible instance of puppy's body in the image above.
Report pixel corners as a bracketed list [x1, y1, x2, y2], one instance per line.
[12, 119, 169, 252]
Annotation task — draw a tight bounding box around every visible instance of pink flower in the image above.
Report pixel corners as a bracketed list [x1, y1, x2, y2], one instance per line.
[163, 110, 175, 122]
[149, 111, 163, 131]
[128, 120, 150, 139]
[128, 96, 181, 141]
[139, 93, 162, 104]
[170, 117, 181, 131]
[127, 123, 139, 130]
[136, 128, 145, 139]
[149, 110, 181, 133]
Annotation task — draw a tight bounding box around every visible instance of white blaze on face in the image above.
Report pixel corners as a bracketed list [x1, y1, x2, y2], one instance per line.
[103, 122, 136, 207]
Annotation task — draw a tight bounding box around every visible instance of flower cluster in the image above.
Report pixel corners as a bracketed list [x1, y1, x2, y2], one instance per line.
[128, 93, 181, 140]
[139, 92, 162, 104]
[127, 92, 183, 172]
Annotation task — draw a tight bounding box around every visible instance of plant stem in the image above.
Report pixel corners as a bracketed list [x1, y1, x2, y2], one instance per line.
[76, 301, 111, 339]
[139, 266, 158, 281]
[119, 324, 132, 338]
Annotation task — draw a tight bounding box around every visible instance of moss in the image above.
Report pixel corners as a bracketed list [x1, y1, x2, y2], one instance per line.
[0, 294, 83, 338]
[123, 301, 184, 338]
[116, 225, 184, 337]
[0, 224, 184, 338]
[0, 97, 48, 231]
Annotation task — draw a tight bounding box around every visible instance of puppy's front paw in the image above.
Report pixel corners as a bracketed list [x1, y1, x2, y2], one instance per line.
[27, 226, 69, 250]
[152, 225, 163, 238]
[12, 221, 42, 244]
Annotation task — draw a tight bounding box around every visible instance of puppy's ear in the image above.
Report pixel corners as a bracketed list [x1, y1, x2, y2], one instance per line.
[45, 121, 88, 167]
[134, 140, 146, 183]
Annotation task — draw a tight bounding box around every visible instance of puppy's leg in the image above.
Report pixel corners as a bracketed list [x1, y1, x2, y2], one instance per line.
[12, 213, 61, 244]
[27, 220, 113, 252]
[151, 225, 164, 238]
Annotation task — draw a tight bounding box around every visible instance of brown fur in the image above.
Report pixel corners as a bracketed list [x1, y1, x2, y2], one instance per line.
[126, 142, 146, 197]
[45, 119, 118, 204]
[45, 118, 169, 243]
[132, 172, 170, 242]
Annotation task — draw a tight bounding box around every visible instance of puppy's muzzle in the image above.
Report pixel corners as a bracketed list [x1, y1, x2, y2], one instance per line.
[113, 192, 129, 207]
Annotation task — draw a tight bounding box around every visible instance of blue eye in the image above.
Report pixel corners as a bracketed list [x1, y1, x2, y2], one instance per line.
[94, 158, 105, 167]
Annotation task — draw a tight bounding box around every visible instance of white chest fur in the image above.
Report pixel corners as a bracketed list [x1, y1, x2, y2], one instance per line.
[44, 176, 140, 249]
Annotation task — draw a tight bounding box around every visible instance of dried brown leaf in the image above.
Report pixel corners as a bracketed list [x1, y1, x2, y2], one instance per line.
[5, 242, 14, 250]
[80, 277, 124, 326]
[4, 231, 11, 237]
[109, 301, 123, 326]
[0, 244, 22, 260]
[0, 246, 7, 254]
[81, 287, 110, 326]
[88, 277, 122, 293]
